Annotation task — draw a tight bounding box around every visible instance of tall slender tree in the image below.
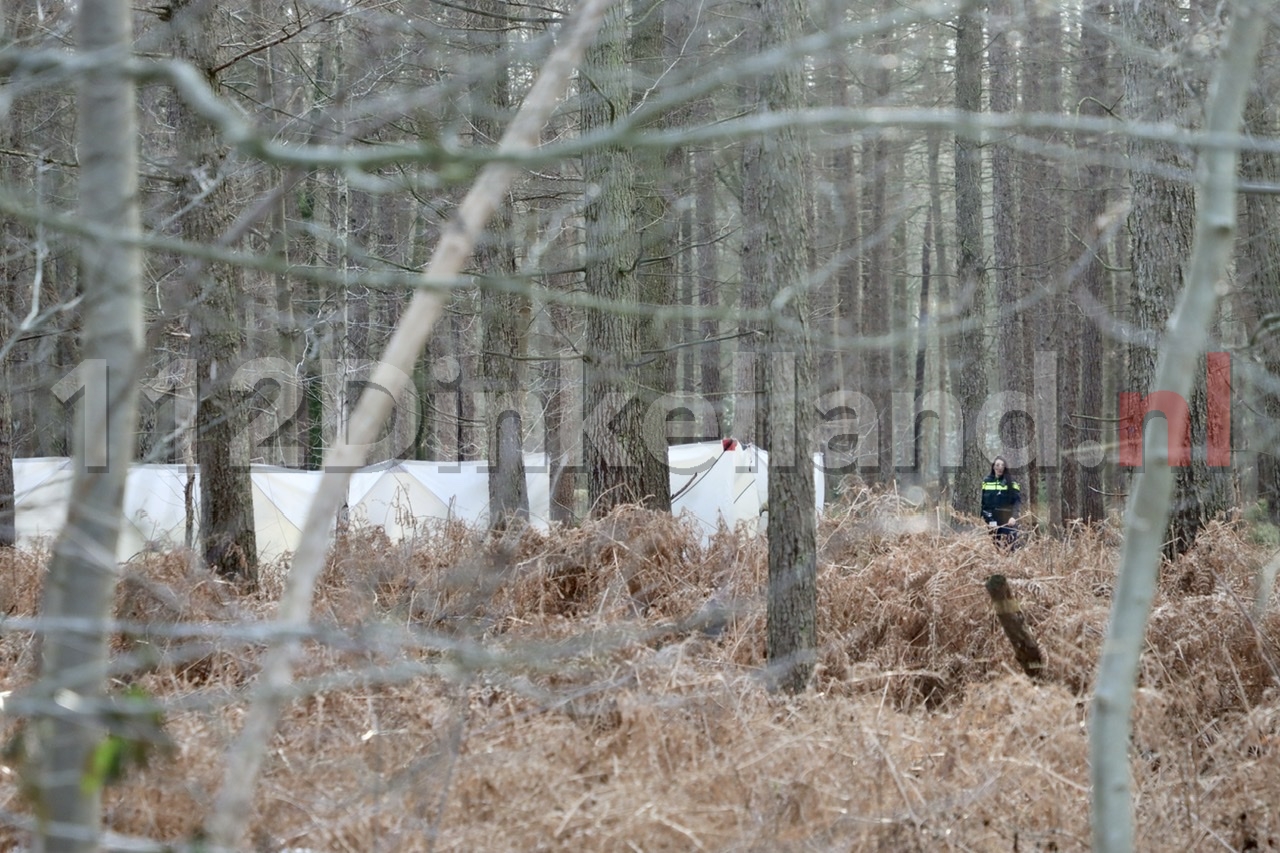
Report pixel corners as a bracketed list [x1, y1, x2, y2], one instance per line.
[735, 153, 767, 449]
[743, 0, 817, 694]
[0, 138, 15, 549]
[861, 1, 893, 483]
[1120, 0, 1223, 556]
[1022, 1, 1068, 526]
[735, 12, 770, 451]
[1075, 1, 1114, 524]
[951, 9, 987, 516]
[1091, 5, 1271, 847]
[0, 349, 11, 547]
[543, 270, 580, 523]
[913, 206, 933, 481]
[988, 0, 1025, 485]
[630, 0, 674, 511]
[475, 0, 530, 527]
[695, 139, 722, 426]
[170, 0, 259, 583]
[0, 0, 39, 548]
[582, 0, 664, 514]
[810, 3, 848, 433]
[833, 20, 861, 475]
[29, 0, 144, 844]
[1239, 77, 1280, 523]
[926, 129, 951, 495]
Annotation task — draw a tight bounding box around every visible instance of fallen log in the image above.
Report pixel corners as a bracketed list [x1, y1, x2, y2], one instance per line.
[984, 574, 1045, 679]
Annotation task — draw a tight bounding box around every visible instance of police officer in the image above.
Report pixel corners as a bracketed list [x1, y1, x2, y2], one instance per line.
[981, 455, 1022, 548]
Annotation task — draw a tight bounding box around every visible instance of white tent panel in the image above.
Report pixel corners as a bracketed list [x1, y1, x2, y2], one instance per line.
[119, 464, 194, 559]
[397, 461, 492, 527]
[15, 459, 194, 561]
[668, 441, 827, 540]
[397, 456, 551, 530]
[669, 441, 762, 537]
[254, 467, 323, 532]
[13, 457, 74, 547]
[346, 468, 388, 510]
[347, 464, 452, 541]
[11, 444, 825, 562]
[731, 443, 768, 526]
[749, 445, 827, 524]
[251, 467, 324, 560]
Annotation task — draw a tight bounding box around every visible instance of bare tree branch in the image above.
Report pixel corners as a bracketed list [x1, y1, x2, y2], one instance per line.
[26, 0, 145, 848]
[1090, 2, 1278, 850]
[201, 0, 618, 845]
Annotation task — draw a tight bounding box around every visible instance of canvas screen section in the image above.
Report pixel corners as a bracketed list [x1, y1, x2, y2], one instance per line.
[11, 442, 824, 560]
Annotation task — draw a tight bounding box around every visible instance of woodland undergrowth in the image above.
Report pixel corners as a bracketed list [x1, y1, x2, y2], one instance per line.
[1, 492, 1278, 852]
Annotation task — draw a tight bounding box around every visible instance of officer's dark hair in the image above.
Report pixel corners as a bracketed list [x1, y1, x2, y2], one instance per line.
[989, 455, 1013, 484]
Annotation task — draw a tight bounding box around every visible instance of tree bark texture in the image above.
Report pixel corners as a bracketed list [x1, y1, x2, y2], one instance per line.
[630, 0, 675, 511]
[31, 0, 144, 845]
[984, 574, 1045, 679]
[1020, 3, 1067, 524]
[1120, 0, 1226, 558]
[474, 0, 530, 528]
[743, 0, 818, 695]
[1240, 79, 1280, 523]
[988, 0, 1025, 485]
[861, 2, 893, 483]
[1075, 1, 1114, 524]
[952, 10, 987, 517]
[582, 0, 662, 515]
[171, 0, 259, 583]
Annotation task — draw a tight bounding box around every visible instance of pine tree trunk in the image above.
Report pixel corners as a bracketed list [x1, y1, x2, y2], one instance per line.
[914, 208, 933, 483]
[631, 0, 674, 511]
[474, 0, 529, 528]
[582, 0, 662, 515]
[272, 191, 300, 467]
[989, 1, 1025, 482]
[0, 6, 32, 546]
[1240, 91, 1280, 523]
[0, 368, 12, 547]
[1075, 1, 1114, 524]
[1121, 0, 1221, 557]
[834, 63, 861, 469]
[951, 9, 987, 517]
[0, 129, 14, 548]
[862, 2, 893, 482]
[737, 142, 768, 447]
[695, 143, 722, 428]
[890, 142, 913, 474]
[1021, 3, 1067, 527]
[926, 131, 950, 496]
[172, 0, 259, 583]
[544, 278, 579, 523]
[688, 16, 722, 425]
[744, 0, 817, 694]
[812, 5, 845, 422]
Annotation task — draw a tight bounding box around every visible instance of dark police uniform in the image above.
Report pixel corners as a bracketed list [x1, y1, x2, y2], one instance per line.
[981, 467, 1022, 548]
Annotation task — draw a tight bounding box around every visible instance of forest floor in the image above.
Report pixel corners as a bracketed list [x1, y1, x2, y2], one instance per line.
[2, 490, 1279, 852]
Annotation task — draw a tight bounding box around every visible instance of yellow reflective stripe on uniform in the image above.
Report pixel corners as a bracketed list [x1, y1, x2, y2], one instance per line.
[983, 482, 1008, 490]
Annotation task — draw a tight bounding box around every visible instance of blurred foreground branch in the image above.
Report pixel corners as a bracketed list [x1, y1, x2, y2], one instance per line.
[201, 0, 618, 847]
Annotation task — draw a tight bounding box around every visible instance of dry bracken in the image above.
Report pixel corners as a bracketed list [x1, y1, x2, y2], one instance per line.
[0, 502, 1277, 851]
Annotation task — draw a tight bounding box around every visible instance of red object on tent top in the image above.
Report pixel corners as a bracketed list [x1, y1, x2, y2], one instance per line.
[722, 438, 738, 451]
